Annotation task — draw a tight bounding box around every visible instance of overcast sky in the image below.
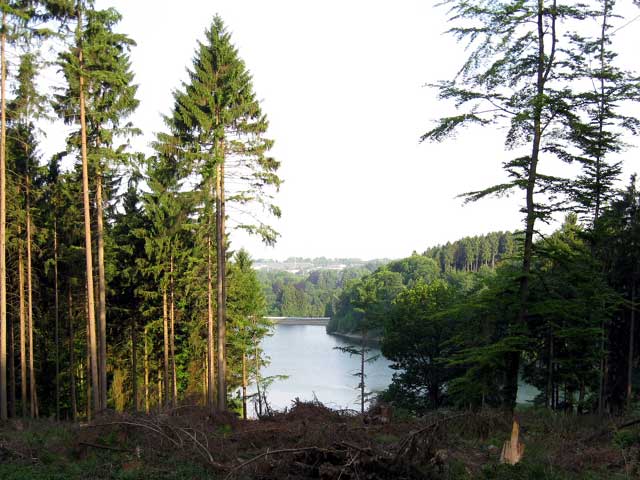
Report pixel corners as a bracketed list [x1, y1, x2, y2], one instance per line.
[48, 1, 640, 261]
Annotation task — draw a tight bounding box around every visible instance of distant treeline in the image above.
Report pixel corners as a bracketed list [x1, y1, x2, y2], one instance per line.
[423, 231, 517, 272]
[257, 261, 386, 317]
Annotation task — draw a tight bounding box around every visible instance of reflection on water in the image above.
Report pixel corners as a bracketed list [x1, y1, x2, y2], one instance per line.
[250, 324, 394, 412]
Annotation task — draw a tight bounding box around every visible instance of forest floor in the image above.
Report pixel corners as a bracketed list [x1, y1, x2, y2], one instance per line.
[0, 401, 638, 479]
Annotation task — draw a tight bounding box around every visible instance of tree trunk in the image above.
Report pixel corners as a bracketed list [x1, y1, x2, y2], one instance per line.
[26, 176, 37, 418]
[162, 287, 169, 407]
[144, 326, 149, 414]
[360, 330, 366, 415]
[507, 0, 556, 411]
[255, 340, 262, 417]
[19, 235, 27, 417]
[8, 305, 14, 417]
[157, 367, 162, 412]
[547, 332, 553, 409]
[242, 349, 247, 420]
[96, 174, 107, 411]
[69, 289, 77, 421]
[207, 230, 215, 412]
[216, 161, 227, 411]
[77, 2, 100, 416]
[54, 222, 60, 420]
[131, 320, 137, 412]
[628, 283, 636, 409]
[85, 287, 91, 421]
[170, 255, 177, 405]
[0, 10, 8, 421]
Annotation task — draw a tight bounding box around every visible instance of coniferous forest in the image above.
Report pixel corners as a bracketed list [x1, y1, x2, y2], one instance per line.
[1, 1, 640, 479]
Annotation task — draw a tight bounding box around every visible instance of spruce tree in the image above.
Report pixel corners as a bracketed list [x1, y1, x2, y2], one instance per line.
[161, 15, 281, 412]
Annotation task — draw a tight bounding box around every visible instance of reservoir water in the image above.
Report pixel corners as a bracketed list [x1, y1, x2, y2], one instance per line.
[250, 323, 538, 414]
[254, 324, 394, 412]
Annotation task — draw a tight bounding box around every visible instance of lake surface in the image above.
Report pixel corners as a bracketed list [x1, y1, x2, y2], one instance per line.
[252, 324, 394, 412]
[248, 324, 537, 414]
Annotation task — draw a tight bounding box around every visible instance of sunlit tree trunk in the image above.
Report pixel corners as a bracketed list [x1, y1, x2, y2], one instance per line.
[131, 320, 137, 412]
[26, 175, 37, 418]
[19, 235, 27, 417]
[77, 2, 100, 416]
[162, 288, 169, 407]
[170, 254, 177, 405]
[216, 161, 227, 410]
[96, 174, 107, 411]
[242, 349, 247, 420]
[0, 10, 8, 421]
[207, 230, 215, 412]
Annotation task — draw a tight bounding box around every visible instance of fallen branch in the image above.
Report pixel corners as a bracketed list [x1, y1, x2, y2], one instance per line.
[395, 412, 469, 460]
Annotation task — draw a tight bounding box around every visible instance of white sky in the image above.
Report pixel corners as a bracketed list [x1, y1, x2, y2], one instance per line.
[42, 1, 640, 261]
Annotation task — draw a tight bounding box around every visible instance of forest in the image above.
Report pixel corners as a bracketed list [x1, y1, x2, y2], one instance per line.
[0, 1, 640, 479]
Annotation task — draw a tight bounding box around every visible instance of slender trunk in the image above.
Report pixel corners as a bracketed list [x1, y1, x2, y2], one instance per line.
[628, 283, 636, 409]
[8, 306, 14, 417]
[19, 236, 27, 417]
[157, 367, 162, 412]
[54, 222, 60, 420]
[360, 330, 366, 415]
[598, 317, 606, 415]
[207, 230, 215, 412]
[144, 326, 149, 414]
[26, 176, 37, 418]
[131, 320, 137, 412]
[242, 349, 247, 420]
[170, 255, 177, 405]
[162, 287, 169, 407]
[507, 0, 556, 411]
[77, 2, 100, 416]
[547, 332, 553, 409]
[69, 289, 77, 421]
[594, 0, 610, 224]
[96, 174, 107, 411]
[216, 161, 227, 410]
[0, 10, 7, 421]
[255, 341, 262, 417]
[85, 287, 91, 421]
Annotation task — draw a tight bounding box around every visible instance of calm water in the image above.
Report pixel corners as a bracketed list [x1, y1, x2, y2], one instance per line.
[252, 324, 394, 412]
[248, 324, 537, 414]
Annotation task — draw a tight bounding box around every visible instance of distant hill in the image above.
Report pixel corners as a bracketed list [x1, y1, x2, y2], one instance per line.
[254, 257, 391, 275]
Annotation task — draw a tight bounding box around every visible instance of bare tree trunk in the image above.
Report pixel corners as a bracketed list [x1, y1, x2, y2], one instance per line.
[77, 2, 100, 416]
[254, 337, 262, 417]
[0, 10, 8, 421]
[85, 287, 91, 422]
[547, 333, 553, 409]
[19, 236, 27, 417]
[96, 174, 107, 411]
[26, 176, 37, 418]
[131, 320, 137, 412]
[507, 0, 557, 411]
[162, 288, 169, 407]
[628, 283, 636, 409]
[157, 367, 162, 412]
[144, 326, 149, 414]
[69, 289, 77, 421]
[207, 231, 215, 412]
[242, 349, 247, 420]
[360, 331, 366, 415]
[8, 306, 14, 417]
[54, 222, 60, 420]
[216, 161, 227, 411]
[170, 255, 177, 405]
